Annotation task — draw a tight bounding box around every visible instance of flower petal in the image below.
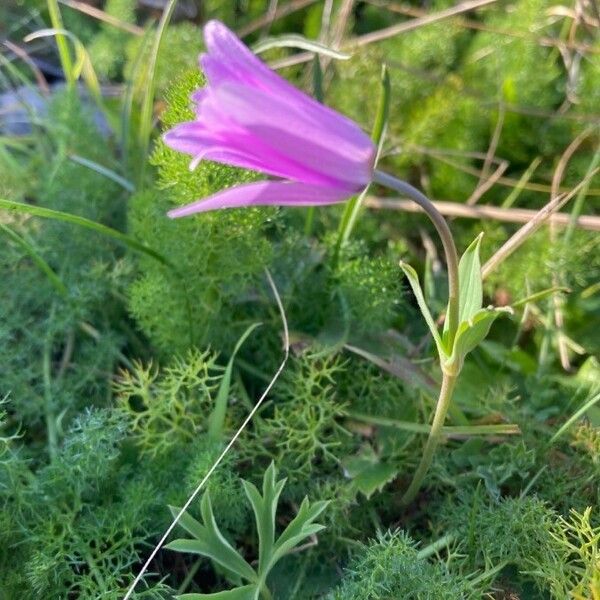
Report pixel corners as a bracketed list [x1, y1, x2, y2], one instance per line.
[163, 113, 353, 188]
[212, 84, 374, 189]
[167, 181, 352, 218]
[200, 22, 375, 154]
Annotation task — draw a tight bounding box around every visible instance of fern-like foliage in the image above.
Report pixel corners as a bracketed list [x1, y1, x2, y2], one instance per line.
[115, 348, 221, 455]
[329, 530, 475, 599]
[128, 70, 274, 354]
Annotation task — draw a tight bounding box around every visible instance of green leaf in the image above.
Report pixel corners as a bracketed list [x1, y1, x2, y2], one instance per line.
[166, 495, 257, 583]
[0, 224, 68, 298]
[457, 233, 484, 325]
[270, 497, 329, 567]
[208, 323, 262, 440]
[0, 198, 172, 268]
[241, 462, 286, 575]
[400, 261, 448, 360]
[444, 307, 512, 374]
[177, 585, 259, 600]
[343, 448, 398, 499]
[168, 464, 327, 596]
[168, 505, 205, 539]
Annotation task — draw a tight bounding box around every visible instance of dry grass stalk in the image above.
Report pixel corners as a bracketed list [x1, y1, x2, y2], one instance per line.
[369, 0, 600, 54]
[57, 0, 144, 35]
[481, 169, 599, 280]
[269, 0, 499, 68]
[364, 197, 600, 232]
[548, 130, 593, 370]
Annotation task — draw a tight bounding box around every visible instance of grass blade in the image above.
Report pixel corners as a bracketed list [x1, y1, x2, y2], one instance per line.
[138, 0, 178, 178]
[253, 34, 351, 59]
[0, 223, 68, 297]
[46, 0, 75, 87]
[208, 323, 262, 441]
[69, 154, 135, 193]
[0, 198, 171, 267]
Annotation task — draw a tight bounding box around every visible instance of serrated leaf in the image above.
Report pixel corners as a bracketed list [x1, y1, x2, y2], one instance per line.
[177, 585, 259, 600]
[351, 462, 398, 499]
[444, 307, 512, 374]
[400, 261, 448, 360]
[167, 494, 257, 583]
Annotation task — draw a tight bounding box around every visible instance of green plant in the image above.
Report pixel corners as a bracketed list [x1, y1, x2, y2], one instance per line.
[166, 462, 328, 599]
[329, 530, 475, 600]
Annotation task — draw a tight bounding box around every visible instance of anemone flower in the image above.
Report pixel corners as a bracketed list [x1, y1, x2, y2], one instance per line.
[163, 20, 376, 217]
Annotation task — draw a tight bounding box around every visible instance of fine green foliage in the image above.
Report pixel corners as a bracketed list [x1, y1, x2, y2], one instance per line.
[115, 348, 221, 455]
[2, 0, 599, 597]
[329, 530, 475, 599]
[167, 462, 328, 599]
[88, 0, 136, 79]
[128, 70, 274, 354]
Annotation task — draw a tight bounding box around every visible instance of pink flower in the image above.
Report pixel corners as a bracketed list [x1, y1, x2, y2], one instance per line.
[163, 20, 375, 217]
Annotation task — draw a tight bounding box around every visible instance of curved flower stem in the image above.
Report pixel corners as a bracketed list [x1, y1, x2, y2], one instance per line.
[373, 170, 460, 341]
[401, 372, 457, 505]
[373, 170, 462, 504]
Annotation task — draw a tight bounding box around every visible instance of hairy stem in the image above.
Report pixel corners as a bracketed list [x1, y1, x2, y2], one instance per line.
[373, 170, 460, 341]
[401, 373, 457, 505]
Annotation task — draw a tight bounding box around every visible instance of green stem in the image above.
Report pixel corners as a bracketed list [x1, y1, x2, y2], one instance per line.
[373, 170, 460, 342]
[304, 206, 315, 237]
[401, 373, 457, 505]
[46, 0, 75, 89]
[416, 533, 455, 560]
[260, 582, 273, 600]
[43, 328, 58, 461]
[335, 65, 390, 261]
[177, 558, 202, 594]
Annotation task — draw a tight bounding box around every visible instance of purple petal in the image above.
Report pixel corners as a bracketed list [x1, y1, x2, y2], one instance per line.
[163, 116, 354, 189]
[212, 84, 374, 188]
[200, 22, 375, 154]
[167, 181, 352, 218]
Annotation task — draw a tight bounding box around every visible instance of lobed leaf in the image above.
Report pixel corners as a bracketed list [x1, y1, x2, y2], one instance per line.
[166, 494, 257, 583]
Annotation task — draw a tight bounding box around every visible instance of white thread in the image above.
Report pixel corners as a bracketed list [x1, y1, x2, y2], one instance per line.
[123, 269, 289, 599]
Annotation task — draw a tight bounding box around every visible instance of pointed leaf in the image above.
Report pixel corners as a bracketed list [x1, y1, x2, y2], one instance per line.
[208, 323, 261, 440]
[400, 261, 447, 360]
[458, 233, 484, 323]
[165, 539, 209, 554]
[241, 461, 286, 575]
[167, 495, 257, 583]
[270, 498, 329, 568]
[198, 493, 258, 582]
[177, 585, 259, 600]
[169, 505, 206, 539]
[444, 307, 512, 374]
